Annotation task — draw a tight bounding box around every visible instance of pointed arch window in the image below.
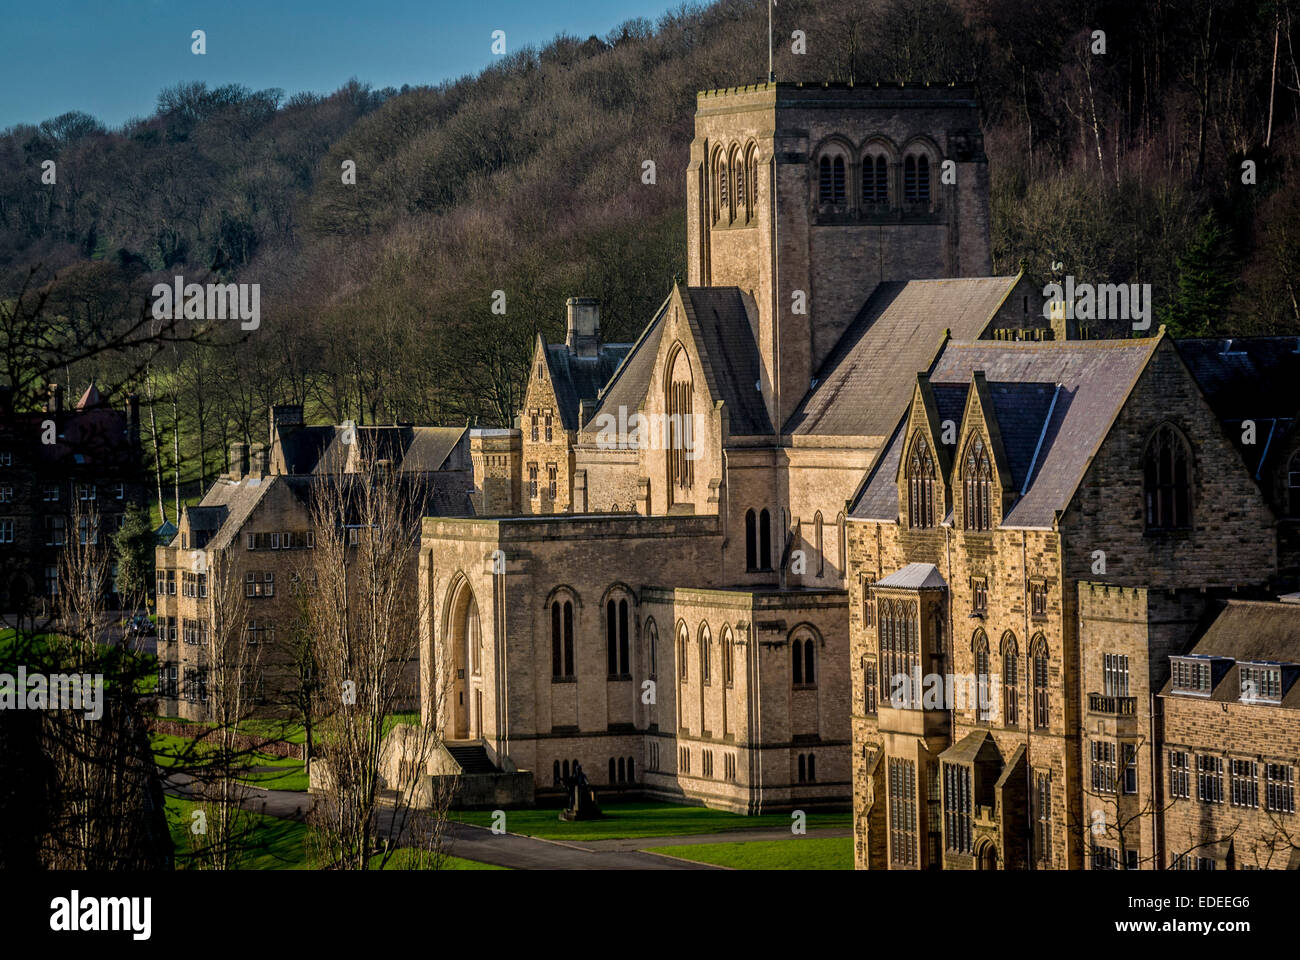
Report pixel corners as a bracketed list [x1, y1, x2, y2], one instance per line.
[973, 630, 991, 722]
[744, 144, 758, 216]
[1144, 424, 1192, 529]
[964, 437, 993, 531]
[718, 160, 729, 215]
[666, 348, 694, 496]
[551, 598, 574, 680]
[745, 509, 757, 570]
[1032, 635, 1050, 730]
[701, 624, 712, 684]
[722, 630, 735, 686]
[814, 511, 824, 577]
[907, 434, 937, 529]
[606, 596, 630, 677]
[678, 622, 689, 681]
[863, 153, 888, 204]
[734, 160, 745, 219]
[759, 508, 772, 569]
[1288, 449, 1300, 516]
[904, 154, 931, 204]
[1002, 632, 1019, 728]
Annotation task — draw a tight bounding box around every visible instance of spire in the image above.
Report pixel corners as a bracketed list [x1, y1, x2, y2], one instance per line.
[76, 381, 102, 410]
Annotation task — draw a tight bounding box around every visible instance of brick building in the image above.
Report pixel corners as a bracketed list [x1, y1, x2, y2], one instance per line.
[0, 382, 146, 618]
[154, 405, 473, 720]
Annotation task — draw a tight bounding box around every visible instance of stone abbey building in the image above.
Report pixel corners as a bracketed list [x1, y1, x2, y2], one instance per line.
[418, 81, 1056, 813]
[413, 79, 1300, 869]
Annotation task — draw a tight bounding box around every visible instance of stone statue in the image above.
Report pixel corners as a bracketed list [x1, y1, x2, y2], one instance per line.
[558, 761, 602, 821]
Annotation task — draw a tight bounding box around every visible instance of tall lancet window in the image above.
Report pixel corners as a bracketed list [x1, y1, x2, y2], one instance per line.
[964, 437, 992, 531]
[906, 434, 936, 529]
[667, 347, 695, 499]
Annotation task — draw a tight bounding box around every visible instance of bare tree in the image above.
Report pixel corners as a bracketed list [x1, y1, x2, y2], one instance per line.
[301, 450, 447, 869]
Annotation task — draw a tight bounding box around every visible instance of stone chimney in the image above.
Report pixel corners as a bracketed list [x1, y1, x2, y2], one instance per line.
[229, 441, 249, 480]
[249, 443, 269, 478]
[47, 383, 63, 413]
[565, 297, 601, 357]
[269, 403, 304, 444]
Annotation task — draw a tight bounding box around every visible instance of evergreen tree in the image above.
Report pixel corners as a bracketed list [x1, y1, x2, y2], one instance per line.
[112, 503, 155, 611]
[1160, 212, 1239, 337]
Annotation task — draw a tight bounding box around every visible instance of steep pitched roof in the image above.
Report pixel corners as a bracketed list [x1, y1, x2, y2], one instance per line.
[193, 475, 278, 551]
[584, 286, 773, 436]
[1176, 337, 1300, 479]
[852, 338, 1159, 528]
[543, 339, 632, 431]
[587, 295, 670, 426]
[76, 382, 102, 410]
[786, 276, 1021, 437]
[682, 287, 772, 436]
[283, 425, 466, 476]
[275, 425, 337, 474]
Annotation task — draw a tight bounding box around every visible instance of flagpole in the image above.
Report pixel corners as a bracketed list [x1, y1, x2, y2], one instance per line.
[768, 0, 775, 82]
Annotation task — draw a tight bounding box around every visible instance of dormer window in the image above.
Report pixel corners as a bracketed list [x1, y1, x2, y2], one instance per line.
[906, 434, 936, 529]
[963, 437, 992, 531]
[1240, 662, 1285, 703]
[1171, 656, 1213, 695]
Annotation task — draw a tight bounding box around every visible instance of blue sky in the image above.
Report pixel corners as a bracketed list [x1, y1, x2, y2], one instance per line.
[0, 0, 682, 129]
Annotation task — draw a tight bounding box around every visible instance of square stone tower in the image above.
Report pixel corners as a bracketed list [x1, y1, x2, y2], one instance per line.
[686, 81, 992, 430]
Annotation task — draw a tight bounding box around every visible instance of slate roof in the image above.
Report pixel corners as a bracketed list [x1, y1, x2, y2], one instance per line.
[1176, 337, 1300, 479]
[1158, 600, 1300, 709]
[184, 469, 472, 552]
[851, 338, 1159, 528]
[277, 424, 467, 476]
[785, 276, 1022, 437]
[587, 295, 670, 427]
[188, 475, 277, 551]
[876, 562, 947, 589]
[682, 287, 772, 436]
[544, 340, 632, 431]
[584, 286, 773, 436]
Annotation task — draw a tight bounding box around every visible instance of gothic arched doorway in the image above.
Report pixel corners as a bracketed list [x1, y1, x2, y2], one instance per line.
[446, 577, 481, 740]
[976, 839, 998, 870]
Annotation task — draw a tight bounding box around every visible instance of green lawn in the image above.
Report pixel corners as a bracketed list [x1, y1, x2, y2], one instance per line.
[449, 801, 851, 841]
[644, 836, 853, 870]
[166, 795, 313, 870]
[152, 732, 310, 792]
[164, 796, 502, 870]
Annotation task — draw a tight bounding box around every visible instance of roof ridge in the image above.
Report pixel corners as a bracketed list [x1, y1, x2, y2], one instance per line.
[945, 337, 1158, 351]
